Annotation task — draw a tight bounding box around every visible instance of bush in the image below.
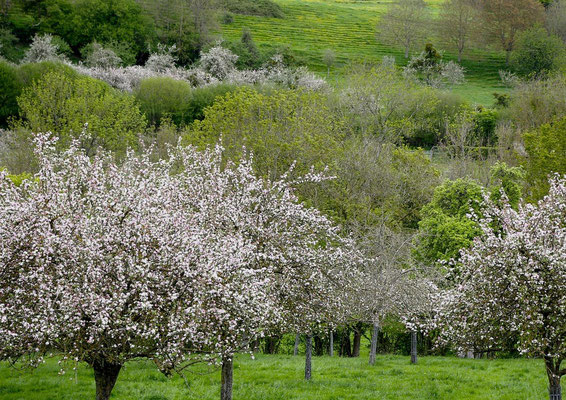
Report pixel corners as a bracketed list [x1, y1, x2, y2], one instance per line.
[16, 61, 77, 87]
[0, 62, 21, 127]
[17, 71, 146, 155]
[82, 42, 123, 68]
[511, 27, 565, 77]
[135, 78, 238, 127]
[22, 34, 68, 63]
[135, 77, 192, 126]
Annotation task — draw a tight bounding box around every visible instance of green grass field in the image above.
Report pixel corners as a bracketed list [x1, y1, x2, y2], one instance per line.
[0, 353, 550, 399]
[219, 0, 510, 105]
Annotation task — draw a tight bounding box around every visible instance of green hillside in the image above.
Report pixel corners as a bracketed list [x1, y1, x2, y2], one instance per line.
[219, 0, 509, 105]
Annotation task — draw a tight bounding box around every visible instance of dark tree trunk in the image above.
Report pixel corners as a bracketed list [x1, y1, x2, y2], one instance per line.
[92, 359, 122, 400]
[546, 358, 562, 400]
[314, 335, 324, 356]
[352, 323, 363, 357]
[329, 331, 334, 357]
[410, 331, 418, 364]
[221, 356, 233, 400]
[294, 333, 300, 356]
[305, 335, 312, 380]
[339, 328, 352, 357]
[369, 323, 379, 365]
[263, 336, 280, 354]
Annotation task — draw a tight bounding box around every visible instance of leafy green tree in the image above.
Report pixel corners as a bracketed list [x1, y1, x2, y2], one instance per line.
[521, 116, 566, 200]
[511, 27, 565, 76]
[185, 88, 346, 181]
[16, 71, 146, 155]
[416, 163, 527, 268]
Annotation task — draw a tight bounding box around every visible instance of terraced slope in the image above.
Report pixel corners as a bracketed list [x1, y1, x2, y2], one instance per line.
[219, 0, 509, 105]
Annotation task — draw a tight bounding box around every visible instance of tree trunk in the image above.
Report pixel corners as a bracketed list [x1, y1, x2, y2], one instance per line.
[410, 331, 418, 364]
[329, 331, 334, 357]
[339, 328, 352, 357]
[405, 46, 409, 59]
[294, 333, 300, 356]
[546, 359, 562, 400]
[369, 322, 379, 365]
[314, 335, 324, 356]
[352, 322, 363, 357]
[92, 359, 122, 400]
[305, 335, 312, 381]
[221, 356, 233, 400]
[505, 49, 511, 66]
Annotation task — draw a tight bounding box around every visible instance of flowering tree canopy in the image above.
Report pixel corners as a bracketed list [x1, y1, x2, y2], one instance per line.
[436, 176, 566, 400]
[0, 134, 358, 400]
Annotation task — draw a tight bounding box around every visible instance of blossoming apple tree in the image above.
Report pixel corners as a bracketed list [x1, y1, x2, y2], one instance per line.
[436, 176, 566, 400]
[0, 134, 360, 400]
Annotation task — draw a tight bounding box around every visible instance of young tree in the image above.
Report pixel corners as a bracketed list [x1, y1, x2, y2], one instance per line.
[436, 175, 566, 400]
[403, 43, 465, 88]
[350, 223, 435, 365]
[477, 0, 544, 65]
[438, 0, 478, 62]
[376, 0, 428, 59]
[322, 48, 336, 78]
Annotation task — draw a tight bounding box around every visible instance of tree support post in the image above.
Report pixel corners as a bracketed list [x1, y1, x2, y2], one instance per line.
[305, 335, 312, 380]
[329, 330, 334, 357]
[294, 333, 300, 356]
[410, 331, 418, 364]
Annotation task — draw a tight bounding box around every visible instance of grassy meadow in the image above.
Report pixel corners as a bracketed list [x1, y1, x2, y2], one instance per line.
[0, 353, 549, 399]
[219, 0, 510, 105]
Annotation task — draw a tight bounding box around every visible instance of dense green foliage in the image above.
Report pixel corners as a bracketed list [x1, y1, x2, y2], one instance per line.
[16, 71, 146, 154]
[522, 116, 566, 200]
[136, 78, 238, 127]
[0, 62, 20, 126]
[185, 88, 345, 180]
[511, 27, 565, 76]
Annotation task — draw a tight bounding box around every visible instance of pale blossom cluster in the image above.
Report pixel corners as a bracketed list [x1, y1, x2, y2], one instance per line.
[71, 44, 327, 92]
[22, 34, 67, 64]
[0, 133, 358, 374]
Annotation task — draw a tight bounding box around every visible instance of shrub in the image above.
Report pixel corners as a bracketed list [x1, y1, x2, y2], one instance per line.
[135, 77, 193, 126]
[17, 71, 146, 155]
[145, 44, 177, 72]
[199, 44, 238, 79]
[17, 61, 78, 87]
[22, 34, 67, 64]
[82, 42, 123, 68]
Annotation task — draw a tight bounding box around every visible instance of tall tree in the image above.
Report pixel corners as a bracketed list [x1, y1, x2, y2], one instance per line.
[376, 0, 428, 59]
[438, 0, 478, 62]
[477, 0, 544, 64]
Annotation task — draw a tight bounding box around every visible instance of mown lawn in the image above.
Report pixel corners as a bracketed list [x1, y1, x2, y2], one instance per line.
[0, 353, 550, 399]
[219, 0, 510, 105]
